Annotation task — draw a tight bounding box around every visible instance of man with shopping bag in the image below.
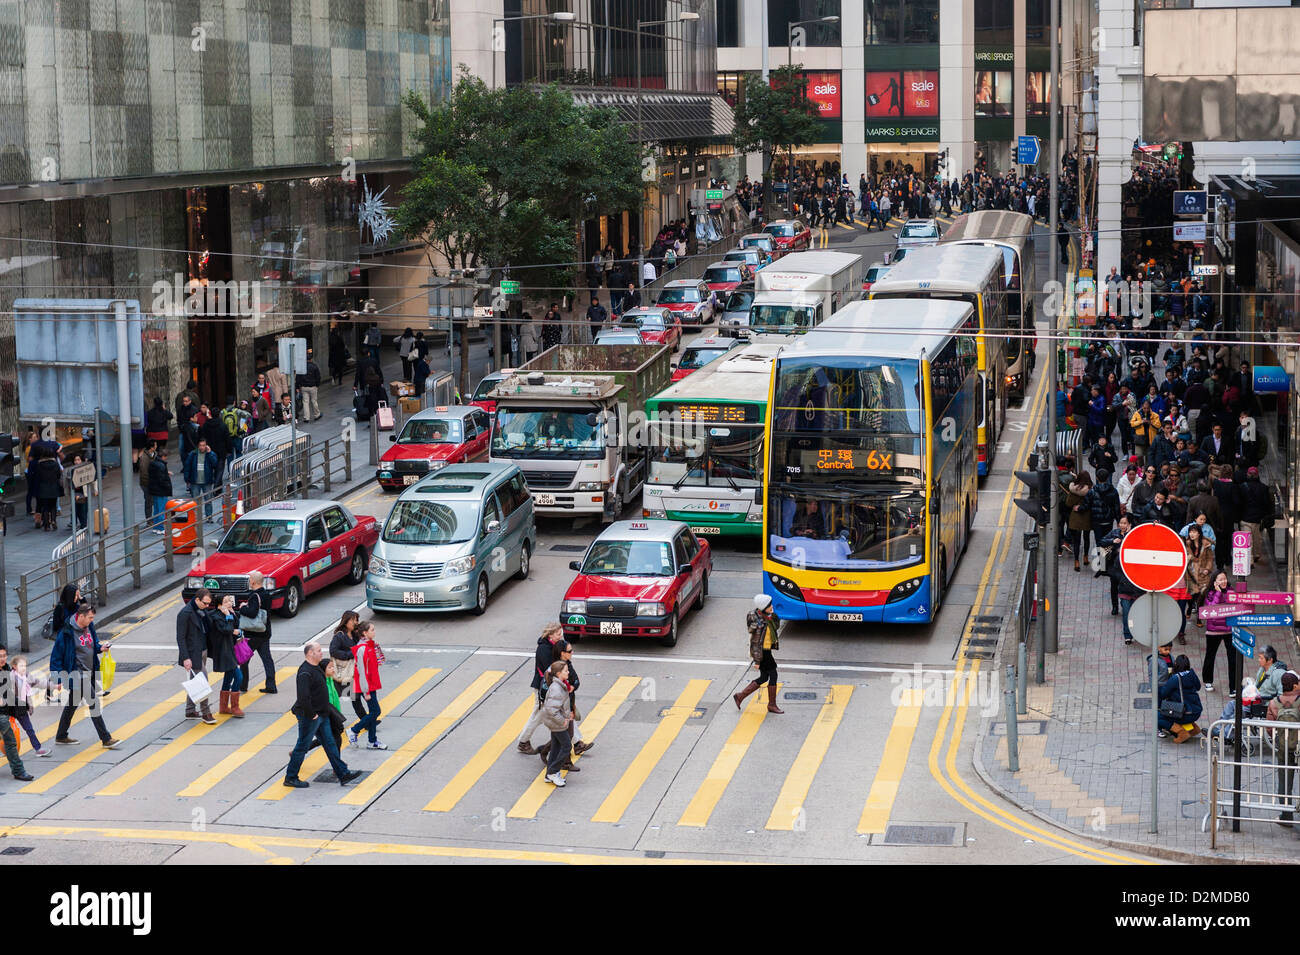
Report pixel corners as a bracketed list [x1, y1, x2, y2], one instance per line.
[50, 604, 122, 748]
[176, 591, 217, 725]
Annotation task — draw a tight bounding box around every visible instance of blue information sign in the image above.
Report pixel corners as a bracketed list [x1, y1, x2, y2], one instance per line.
[1231, 625, 1257, 658]
[1016, 135, 1041, 166]
[1227, 613, 1293, 628]
[1253, 365, 1290, 394]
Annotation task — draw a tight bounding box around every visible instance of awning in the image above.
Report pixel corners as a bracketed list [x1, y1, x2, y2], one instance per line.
[565, 88, 734, 143]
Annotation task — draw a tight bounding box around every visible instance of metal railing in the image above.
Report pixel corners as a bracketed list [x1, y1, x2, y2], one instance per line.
[14, 435, 354, 651]
[1205, 716, 1300, 847]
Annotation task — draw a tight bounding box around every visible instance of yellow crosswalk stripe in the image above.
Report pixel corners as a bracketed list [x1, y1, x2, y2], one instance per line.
[765, 685, 854, 830]
[593, 678, 711, 824]
[22, 671, 220, 795]
[677, 687, 770, 828]
[508, 675, 638, 819]
[340, 670, 504, 806]
[836, 222, 855, 230]
[95, 667, 296, 796]
[30, 664, 169, 734]
[424, 693, 535, 812]
[858, 688, 924, 834]
[257, 667, 440, 801]
[179, 711, 297, 797]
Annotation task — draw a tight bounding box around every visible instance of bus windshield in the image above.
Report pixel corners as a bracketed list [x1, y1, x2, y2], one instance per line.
[766, 484, 926, 570]
[648, 421, 763, 488]
[773, 356, 923, 434]
[750, 304, 817, 332]
[491, 405, 604, 459]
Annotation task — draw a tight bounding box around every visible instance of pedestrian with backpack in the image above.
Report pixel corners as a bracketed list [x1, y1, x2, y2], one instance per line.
[733, 594, 784, 714]
[364, 322, 382, 364]
[1268, 672, 1300, 826]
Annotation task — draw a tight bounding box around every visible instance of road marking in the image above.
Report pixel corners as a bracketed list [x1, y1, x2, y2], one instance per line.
[340, 669, 504, 806]
[508, 676, 638, 819]
[857, 687, 923, 834]
[424, 693, 536, 812]
[22, 672, 220, 795]
[106, 594, 181, 640]
[32, 664, 169, 735]
[676, 688, 770, 828]
[257, 667, 441, 801]
[95, 667, 295, 796]
[836, 222, 856, 231]
[179, 708, 299, 797]
[764, 685, 854, 831]
[593, 678, 711, 824]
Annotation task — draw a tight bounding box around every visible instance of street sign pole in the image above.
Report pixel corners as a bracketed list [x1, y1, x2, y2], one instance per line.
[93, 407, 104, 540]
[1150, 593, 1159, 833]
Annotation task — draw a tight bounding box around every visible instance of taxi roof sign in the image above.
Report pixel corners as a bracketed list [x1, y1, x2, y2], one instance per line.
[266, 502, 298, 510]
[629, 522, 649, 530]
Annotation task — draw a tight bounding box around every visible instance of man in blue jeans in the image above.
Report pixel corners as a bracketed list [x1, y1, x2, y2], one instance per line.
[183, 437, 219, 524]
[146, 446, 173, 533]
[283, 643, 361, 788]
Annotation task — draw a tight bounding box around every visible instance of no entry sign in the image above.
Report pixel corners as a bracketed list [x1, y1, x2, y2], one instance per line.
[1119, 523, 1188, 593]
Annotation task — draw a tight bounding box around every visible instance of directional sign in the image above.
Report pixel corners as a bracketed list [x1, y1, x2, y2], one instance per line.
[1173, 190, 1207, 216]
[1119, 522, 1188, 593]
[500, 280, 521, 296]
[70, 462, 97, 489]
[1227, 613, 1293, 628]
[1017, 135, 1042, 166]
[1225, 591, 1293, 605]
[1200, 604, 1251, 622]
[1232, 530, 1251, 577]
[1126, 592, 1184, 647]
[1231, 625, 1256, 658]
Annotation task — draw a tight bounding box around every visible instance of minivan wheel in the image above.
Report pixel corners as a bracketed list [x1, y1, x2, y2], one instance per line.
[471, 575, 489, 616]
[516, 542, 531, 580]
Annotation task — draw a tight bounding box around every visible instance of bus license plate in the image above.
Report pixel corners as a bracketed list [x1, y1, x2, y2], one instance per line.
[403, 475, 418, 485]
[599, 621, 622, 635]
[535, 493, 556, 506]
[402, 592, 425, 605]
[694, 526, 721, 535]
[828, 612, 862, 622]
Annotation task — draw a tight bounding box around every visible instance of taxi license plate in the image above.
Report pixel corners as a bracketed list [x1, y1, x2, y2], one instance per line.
[694, 526, 721, 535]
[535, 493, 556, 506]
[828, 612, 862, 622]
[403, 475, 418, 485]
[402, 592, 425, 605]
[599, 621, 622, 635]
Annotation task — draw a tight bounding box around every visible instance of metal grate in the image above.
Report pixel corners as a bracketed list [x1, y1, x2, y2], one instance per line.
[967, 637, 997, 647]
[113, 662, 148, 673]
[1133, 697, 1151, 710]
[549, 544, 587, 552]
[876, 824, 962, 847]
[1, 846, 33, 855]
[313, 768, 368, 784]
[963, 650, 994, 660]
[783, 691, 817, 701]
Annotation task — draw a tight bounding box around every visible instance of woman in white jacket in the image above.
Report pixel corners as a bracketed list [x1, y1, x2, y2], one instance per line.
[540, 661, 573, 788]
[1116, 462, 1140, 515]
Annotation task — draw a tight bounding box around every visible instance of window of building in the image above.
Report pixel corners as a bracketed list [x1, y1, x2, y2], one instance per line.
[718, 71, 743, 109]
[768, 0, 841, 48]
[1026, 0, 1050, 44]
[975, 0, 1014, 46]
[718, 0, 739, 47]
[866, 0, 938, 44]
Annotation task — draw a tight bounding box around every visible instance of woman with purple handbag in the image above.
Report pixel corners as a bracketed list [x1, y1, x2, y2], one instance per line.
[207, 593, 247, 719]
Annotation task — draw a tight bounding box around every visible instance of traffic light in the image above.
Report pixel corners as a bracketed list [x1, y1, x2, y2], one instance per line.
[1013, 464, 1050, 526]
[0, 434, 22, 516]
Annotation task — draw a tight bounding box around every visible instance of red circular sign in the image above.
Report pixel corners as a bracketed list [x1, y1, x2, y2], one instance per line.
[1119, 522, 1188, 593]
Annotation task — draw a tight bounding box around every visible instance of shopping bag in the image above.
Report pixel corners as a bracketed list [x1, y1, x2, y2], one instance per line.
[233, 637, 254, 666]
[99, 648, 117, 691]
[0, 717, 20, 757]
[182, 669, 212, 704]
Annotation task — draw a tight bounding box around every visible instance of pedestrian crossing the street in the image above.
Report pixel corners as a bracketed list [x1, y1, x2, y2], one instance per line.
[11, 656, 942, 840]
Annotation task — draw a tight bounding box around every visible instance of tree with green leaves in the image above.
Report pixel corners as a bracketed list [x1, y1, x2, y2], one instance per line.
[396, 68, 643, 294]
[730, 65, 823, 217]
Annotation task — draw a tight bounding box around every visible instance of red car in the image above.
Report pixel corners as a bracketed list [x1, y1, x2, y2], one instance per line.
[470, 371, 510, 414]
[181, 500, 380, 617]
[377, 405, 492, 491]
[560, 520, 711, 647]
[702, 262, 748, 296]
[655, 279, 715, 330]
[762, 219, 811, 256]
[619, 307, 681, 351]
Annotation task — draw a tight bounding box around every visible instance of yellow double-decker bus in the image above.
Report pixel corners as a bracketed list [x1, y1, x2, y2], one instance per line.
[763, 298, 979, 624]
[868, 243, 1008, 477]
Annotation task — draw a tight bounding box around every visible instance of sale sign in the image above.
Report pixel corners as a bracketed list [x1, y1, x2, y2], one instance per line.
[803, 70, 841, 118]
[865, 70, 939, 119]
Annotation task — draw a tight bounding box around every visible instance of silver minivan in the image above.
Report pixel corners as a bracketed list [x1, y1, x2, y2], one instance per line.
[365, 463, 536, 615]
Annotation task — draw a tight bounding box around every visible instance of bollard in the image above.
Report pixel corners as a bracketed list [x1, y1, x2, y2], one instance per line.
[17, 573, 29, 652]
[194, 494, 205, 557]
[162, 507, 175, 573]
[368, 421, 379, 467]
[322, 438, 332, 493]
[130, 525, 142, 589]
[1005, 664, 1020, 773]
[1017, 641, 1028, 715]
[97, 535, 108, 604]
[344, 436, 353, 483]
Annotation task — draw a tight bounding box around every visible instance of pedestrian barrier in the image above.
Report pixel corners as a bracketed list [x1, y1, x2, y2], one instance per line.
[13, 435, 353, 651]
[1205, 716, 1300, 847]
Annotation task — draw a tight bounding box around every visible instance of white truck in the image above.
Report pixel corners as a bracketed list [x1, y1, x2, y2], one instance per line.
[488, 344, 672, 522]
[741, 250, 864, 336]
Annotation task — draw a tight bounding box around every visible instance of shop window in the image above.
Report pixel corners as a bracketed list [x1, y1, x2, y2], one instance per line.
[866, 0, 938, 45]
[768, 0, 841, 47]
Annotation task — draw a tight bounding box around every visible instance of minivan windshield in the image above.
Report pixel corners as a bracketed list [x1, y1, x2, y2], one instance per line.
[382, 500, 475, 545]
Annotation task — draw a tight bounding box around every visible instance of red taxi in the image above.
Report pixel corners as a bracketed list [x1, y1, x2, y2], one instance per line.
[702, 262, 748, 296]
[560, 520, 711, 647]
[655, 279, 715, 331]
[181, 500, 380, 617]
[619, 306, 681, 351]
[762, 219, 811, 256]
[470, 371, 510, 413]
[376, 405, 492, 491]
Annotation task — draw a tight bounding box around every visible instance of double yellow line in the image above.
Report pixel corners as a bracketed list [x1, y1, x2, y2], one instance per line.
[925, 356, 1154, 865]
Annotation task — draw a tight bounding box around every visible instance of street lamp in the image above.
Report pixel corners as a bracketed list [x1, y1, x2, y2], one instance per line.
[491, 10, 576, 90]
[784, 15, 839, 215]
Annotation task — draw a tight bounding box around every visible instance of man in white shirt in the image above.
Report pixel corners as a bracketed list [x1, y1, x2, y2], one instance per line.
[641, 258, 657, 287]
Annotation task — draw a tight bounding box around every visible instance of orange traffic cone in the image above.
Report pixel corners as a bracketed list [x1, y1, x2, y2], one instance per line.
[233, 489, 244, 522]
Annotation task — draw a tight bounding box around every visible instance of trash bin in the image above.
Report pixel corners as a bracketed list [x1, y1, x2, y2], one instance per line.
[166, 498, 198, 554]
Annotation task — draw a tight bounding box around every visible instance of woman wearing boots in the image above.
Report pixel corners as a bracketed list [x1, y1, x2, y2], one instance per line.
[207, 593, 245, 718]
[734, 594, 783, 714]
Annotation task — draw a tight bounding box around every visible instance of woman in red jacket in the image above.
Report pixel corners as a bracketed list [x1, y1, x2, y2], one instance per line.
[349, 622, 387, 750]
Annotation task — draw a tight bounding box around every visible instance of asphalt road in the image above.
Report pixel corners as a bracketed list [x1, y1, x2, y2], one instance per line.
[0, 217, 1161, 866]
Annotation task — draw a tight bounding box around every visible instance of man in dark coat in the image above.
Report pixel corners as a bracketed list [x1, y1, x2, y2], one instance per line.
[516, 624, 564, 755]
[238, 571, 276, 695]
[147, 448, 173, 533]
[283, 642, 359, 788]
[176, 591, 216, 723]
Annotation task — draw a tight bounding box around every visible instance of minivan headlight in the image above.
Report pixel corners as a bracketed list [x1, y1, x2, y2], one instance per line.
[444, 554, 476, 576]
[562, 599, 587, 614]
[368, 558, 389, 578]
[636, 601, 665, 616]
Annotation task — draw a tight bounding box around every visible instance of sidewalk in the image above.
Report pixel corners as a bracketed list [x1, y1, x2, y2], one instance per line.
[3, 338, 490, 649]
[978, 532, 1300, 863]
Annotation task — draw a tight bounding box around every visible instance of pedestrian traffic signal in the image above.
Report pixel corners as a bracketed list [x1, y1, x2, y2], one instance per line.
[0, 434, 20, 516]
[1013, 467, 1050, 526]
